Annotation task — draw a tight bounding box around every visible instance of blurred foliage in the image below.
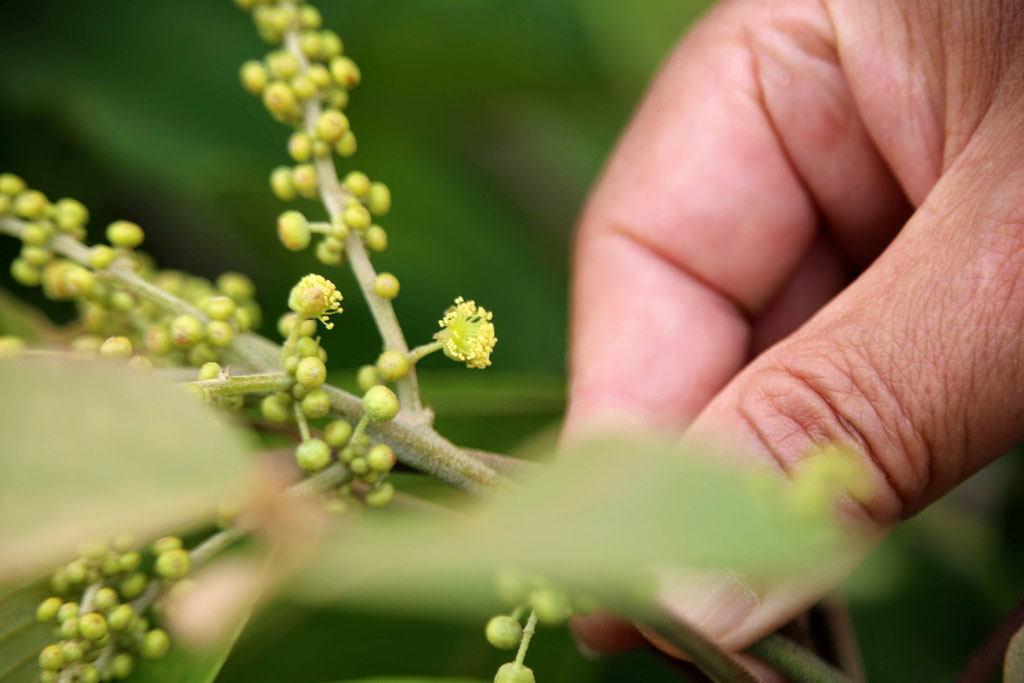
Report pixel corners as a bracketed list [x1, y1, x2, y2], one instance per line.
[1, 0, 1022, 681]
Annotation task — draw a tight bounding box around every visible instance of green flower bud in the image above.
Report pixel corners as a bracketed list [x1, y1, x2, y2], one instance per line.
[343, 203, 371, 230]
[277, 210, 311, 251]
[153, 536, 183, 554]
[365, 225, 388, 252]
[349, 456, 369, 475]
[288, 132, 313, 162]
[198, 361, 222, 381]
[145, 326, 173, 355]
[21, 221, 50, 245]
[367, 444, 396, 473]
[485, 615, 523, 650]
[80, 665, 100, 683]
[295, 438, 331, 472]
[99, 336, 132, 360]
[263, 80, 297, 116]
[106, 220, 144, 249]
[155, 548, 191, 581]
[10, 259, 40, 286]
[529, 587, 573, 625]
[108, 604, 135, 632]
[65, 560, 88, 584]
[79, 612, 108, 641]
[363, 385, 399, 422]
[324, 420, 353, 447]
[494, 662, 535, 683]
[366, 181, 391, 215]
[21, 245, 52, 267]
[142, 628, 170, 659]
[57, 601, 79, 622]
[87, 244, 115, 269]
[356, 364, 381, 392]
[316, 239, 345, 265]
[330, 56, 361, 88]
[308, 62, 332, 89]
[335, 130, 358, 157]
[93, 588, 118, 612]
[267, 51, 300, 79]
[109, 290, 135, 311]
[13, 189, 48, 219]
[376, 350, 409, 381]
[365, 481, 395, 507]
[300, 30, 325, 60]
[373, 272, 400, 300]
[301, 389, 330, 418]
[217, 271, 255, 300]
[299, 4, 322, 28]
[0, 335, 26, 356]
[344, 171, 371, 197]
[120, 551, 141, 572]
[206, 296, 237, 321]
[270, 166, 298, 201]
[119, 572, 147, 599]
[111, 652, 134, 679]
[206, 320, 234, 347]
[36, 597, 62, 623]
[54, 198, 89, 230]
[0, 173, 26, 196]
[315, 109, 350, 143]
[60, 616, 79, 639]
[321, 30, 343, 58]
[292, 164, 319, 198]
[39, 644, 64, 671]
[171, 314, 203, 348]
[283, 355, 300, 374]
[240, 60, 269, 94]
[295, 356, 327, 388]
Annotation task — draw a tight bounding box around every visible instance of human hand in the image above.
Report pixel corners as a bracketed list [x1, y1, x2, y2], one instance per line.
[566, 0, 1024, 655]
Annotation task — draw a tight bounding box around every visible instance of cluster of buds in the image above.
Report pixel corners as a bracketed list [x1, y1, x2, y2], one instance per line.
[34, 535, 191, 681]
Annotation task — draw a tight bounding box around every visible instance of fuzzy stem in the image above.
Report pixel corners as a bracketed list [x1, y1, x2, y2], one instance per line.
[282, 22, 424, 416]
[350, 414, 371, 444]
[293, 401, 311, 442]
[514, 611, 538, 666]
[747, 634, 854, 683]
[408, 340, 443, 364]
[183, 372, 292, 397]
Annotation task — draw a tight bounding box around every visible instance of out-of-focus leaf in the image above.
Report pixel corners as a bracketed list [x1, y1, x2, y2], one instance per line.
[130, 607, 251, 683]
[0, 358, 251, 581]
[326, 679, 487, 683]
[0, 288, 57, 342]
[417, 371, 564, 417]
[0, 582, 51, 682]
[288, 436, 873, 618]
[1006, 622, 1024, 683]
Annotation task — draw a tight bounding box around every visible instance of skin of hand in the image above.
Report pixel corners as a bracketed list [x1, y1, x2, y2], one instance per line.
[565, 0, 1024, 656]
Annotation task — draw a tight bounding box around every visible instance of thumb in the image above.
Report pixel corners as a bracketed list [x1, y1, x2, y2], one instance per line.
[662, 113, 1024, 650]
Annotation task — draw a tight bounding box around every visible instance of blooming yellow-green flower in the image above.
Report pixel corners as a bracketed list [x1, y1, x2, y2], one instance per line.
[435, 297, 496, 369]
[288, 274, 343, 328]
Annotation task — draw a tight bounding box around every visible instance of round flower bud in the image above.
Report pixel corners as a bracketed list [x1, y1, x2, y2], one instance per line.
[79, 612, 108, 641]
[363, 385, 399, 422]
[111, 652, 134, 679]
[13, 189, 48, 219]
[145, 326, 172, 355]
[155, 548, 191, 581]
[87, 245, 115, 270]
[262, 81, 296, 116]
[57, 602, 79, 621]
[239, 60, 269, 94]
[344, 171, 371, 197]
[316, 239, 344, 265]
[266, 51, 300, 79]
[292, 164, 319, 198]
[291, 74, 317, 100]
[93, 587, 118, 612]
[141, 629, 170, 659]
[198, 361, 222, 381]
[301, 389, 331, 418]
[320, 30, 343, 58]
[108, 604, 135, 632]
[54, 198, 89, 231]
[60, 616, 79, 639]
[10, 259, 40, 286]
[494, 662, 535, 683]
[206, 296, 236, 321]
[529, 587, 573, 625]
[217, 272, 255, 300]
[270, 166, 297, 201]
[365, 481, 395, 507]
[343, 203, 371, 230]
[295, 356, 327, 388]
[119, 572, 146, 600]
[171, 314, 203, 348]
[106, 220, 144, 249]
[39, 645, 64, 671]
[277, 210, 311, 251]
[206, 320, 234, 347]
[61, 639, 84, 662]
[299, 4, 322, 28]
[120, 551, 141, 571]
[485, 615, 523, 650]
[261, 394, 290, 423]
[0, 173, 26, 196]
[300, 30, 325, 60]
[295, 438, 331, 472]
[373, 272, 400, 300]
[36, 597, 62, 623]
[20, 222, 50, 245]
[367, 444, 396, 473]
[376, 350, 409, 381]
[365, 225, 387, 252]
[21, 245, 51, 268]
[330, 56, 361, 88]
[356, 364, 380, 392]
[100, 336, 132, 360]
[335, 131, 357, 157]
[315, 109, 350, 143]
[324, 420, 353, 447]
[368, 182, 391, 216]
[153, 535, 182, 554]
[288, 132, 313, 162]
[349, 456, 369, 475]
[308, 63, 332, 88]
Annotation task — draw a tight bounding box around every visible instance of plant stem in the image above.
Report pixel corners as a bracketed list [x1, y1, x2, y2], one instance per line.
[747, 633, 854, 683]
[293, 401, 311, 442]
[408, 340, 443, 364]
[515, 610, 537, 666]
[282, 22, 424, 417]
[637, 604, 758, 683]
[183, 372, 293, 397]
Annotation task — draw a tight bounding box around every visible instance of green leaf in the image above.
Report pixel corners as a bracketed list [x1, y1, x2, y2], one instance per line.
[1006, 622, 1024, 683]
[0, 288, 57, 342]
[0, 582, 51, 682]
[0, 358, 252, 581]
[130, 608, 252, 683]
[288, 436, 873, 618]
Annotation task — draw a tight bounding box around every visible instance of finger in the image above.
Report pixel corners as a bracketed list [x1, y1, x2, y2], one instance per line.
[565, 0, 907, 438]
[672, 96, 1024, 649]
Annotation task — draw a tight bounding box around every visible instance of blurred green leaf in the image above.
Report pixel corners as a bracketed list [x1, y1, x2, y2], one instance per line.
[0, 582, 51, 682]
[131, 609, 251, 683]
[0, 288, 57, 342]
[0, 358, 252, 581]
[289, 436, 870, 618]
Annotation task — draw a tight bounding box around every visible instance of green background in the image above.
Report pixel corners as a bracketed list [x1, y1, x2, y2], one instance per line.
[1, 1, 1021, 681]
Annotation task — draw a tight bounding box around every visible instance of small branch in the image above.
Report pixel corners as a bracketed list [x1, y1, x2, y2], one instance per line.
[408, 340, 443, 364]
[189, 525, 250, 567]
[182, 372, 293, 397]
[638, 604, 758, 683]
[956, 597, 1024, 683]
[515, 610, 538, 666]
[747, 633, 854, 683]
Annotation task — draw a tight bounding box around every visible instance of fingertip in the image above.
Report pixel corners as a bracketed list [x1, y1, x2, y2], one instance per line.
[569, 611, 649, 658]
